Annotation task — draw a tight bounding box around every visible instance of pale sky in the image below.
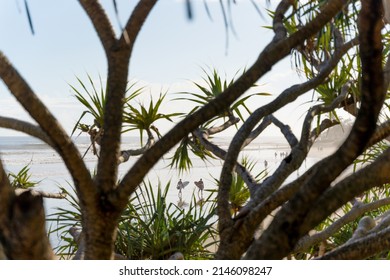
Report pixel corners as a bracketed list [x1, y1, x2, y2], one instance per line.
[0, 0, 311, 138]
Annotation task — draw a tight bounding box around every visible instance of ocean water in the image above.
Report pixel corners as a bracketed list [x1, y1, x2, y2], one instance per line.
[0, 135, 319, 248]
[0, 135, 320, 207]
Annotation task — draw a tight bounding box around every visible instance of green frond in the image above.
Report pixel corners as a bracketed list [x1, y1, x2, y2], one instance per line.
[176, 67, 269, 125]
[70, 74, 143, 136]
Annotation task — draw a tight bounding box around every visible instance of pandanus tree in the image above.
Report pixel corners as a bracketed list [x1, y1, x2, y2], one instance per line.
[0, 0, 390, 260]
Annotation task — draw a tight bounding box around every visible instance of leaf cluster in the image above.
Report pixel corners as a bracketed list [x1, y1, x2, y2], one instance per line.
[48, 180, 217, 260]
[7, 164, 38, 189]
[116, 180, 217, 260]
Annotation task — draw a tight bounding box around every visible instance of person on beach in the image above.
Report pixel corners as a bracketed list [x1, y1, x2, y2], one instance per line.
[194, 179, 204, 200]
[177, 179, 185, 199]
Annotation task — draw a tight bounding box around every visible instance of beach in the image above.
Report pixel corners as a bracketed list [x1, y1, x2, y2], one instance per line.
[0, 135, 337, 248]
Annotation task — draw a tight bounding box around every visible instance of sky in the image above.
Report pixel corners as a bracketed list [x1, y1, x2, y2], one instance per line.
[0, 0, 312, 138]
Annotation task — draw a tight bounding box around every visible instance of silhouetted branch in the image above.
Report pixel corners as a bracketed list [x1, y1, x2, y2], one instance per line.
[243, 0, 384, 259]
[193, 129, 258, 193]
[118, 137, 155, 164]
[318, 226, 390, 259]
[113, 0, 351, 234]
[294, 197, 390, 253]
[78, 0, 116, 55]
[0, 116, 54, 149]
[120, 0, 158, 47]
[269, 115, 298, 148]
[205, 115, 240, 135]
[218, 34, 356, 240]
[0, 51, 95, 209]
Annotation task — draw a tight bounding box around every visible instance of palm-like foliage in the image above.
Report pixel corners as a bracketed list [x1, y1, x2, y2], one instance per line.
[70, 75, 106, 135]
[169, 136, 215, 174]
[213, 156, 267, 216]
[48, 180, 217, 260]
[7, 164, 38, 189]
[177, 68, 270, 127]
[123, 93, 182, 143]
[47, 185, 81, 259]
[70, 74, 143, 136]
[116, 180, 217, 260]
[169, 68, 269, 173]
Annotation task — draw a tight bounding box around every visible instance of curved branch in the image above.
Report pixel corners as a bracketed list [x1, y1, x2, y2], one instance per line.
[78, 0, 116, 54]
[193, 129, 257, 193]
[247, 90, 347, 216]
[272, 0, 291, 42]
[0, 116, 54, 149]
[0, 51, 95, 211]
[244, 0, 384, 259]
[294, 197, 390, 253]
[215, 118, 338, 259]
[318, 226, 390, 259]
[268, 115, 298, 148]
[205, 116, 240, 135]
[242, 116, 273, 147]
[218, 35, 357, 239]
[118, 136, 155, 164]
[298, 147, 390, 245]
[119, 0, 158, 48]
[367, 120, 390, 147]
[114, 0, 351, 218]
[372, 209, 390, 233]
[95, 1, 157, 196]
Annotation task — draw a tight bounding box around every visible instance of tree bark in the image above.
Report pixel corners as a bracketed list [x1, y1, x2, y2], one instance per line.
[243, 0, 384, 259]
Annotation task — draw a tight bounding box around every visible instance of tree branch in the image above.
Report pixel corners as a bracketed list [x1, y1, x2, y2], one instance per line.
[114, 0, 351, 221]
[297, 147, 390, 248]
[215, 118, 338, 259]
[272, 0, 291, 42]
[118, 136, 155, 164]
[205, 115, 240, 135]
[95, 1, 157, 196]
[0, 116, 54, 149]
[318, 226, 390, 259]
[268, 115, 298, 148]
[242, 115, 273, 148]
[294, 197, 390, 253]
[215, 40, 356, 260]
[78, 0, 116, 55]
[218, 34, 356, 240]
[246, 89, 348, 219]
[193, 129, 258, 193]
[367, 120, 390, 147]
[244, 0, 384, 259]
[14, 188, 66, 199]
[119, 0, 158, 48]
[0, 51, 95, 214]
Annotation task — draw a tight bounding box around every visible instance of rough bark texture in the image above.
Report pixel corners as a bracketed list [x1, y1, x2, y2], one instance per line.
[243, 0, 384, 259]
[0, 160, 54, 259]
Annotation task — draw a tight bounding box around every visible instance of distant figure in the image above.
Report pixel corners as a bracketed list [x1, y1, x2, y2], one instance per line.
[264, 160, 268, 168]
[177, 179, 189, 199]
[275, 152, 277, 159]
[194, 179, 204, 200]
